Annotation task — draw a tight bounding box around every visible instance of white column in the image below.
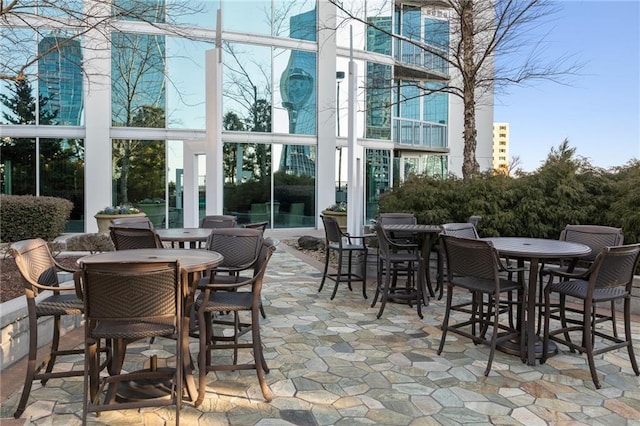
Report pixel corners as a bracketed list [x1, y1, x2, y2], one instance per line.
[204, 46, 223, 215]
[346, 28, 364, 238]
[316, 0, 338, 228]
[83, 0, 113, 233]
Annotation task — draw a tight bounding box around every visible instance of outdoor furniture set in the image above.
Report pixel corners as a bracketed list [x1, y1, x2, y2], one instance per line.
[8, 214, 640, 422]
[318, 217, 640, 383]
[9, 215, 275, 423]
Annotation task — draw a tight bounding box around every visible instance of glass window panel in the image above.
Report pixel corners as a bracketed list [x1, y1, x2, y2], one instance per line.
[0, 138, 36, 195]
[112, 32, 166, 127]
[423, 82, 447, 124]
[223, 142, 273, 226]
[112, 139, 167, 227]
[365, 149, 390, 221]
[275, 48, 316, 135]
[365, 62, 391, 139]
[223, 43, 271, 133]
[40, 138, 85, 232]
[336, 147, 347, 201]
[38, 31, 83, 126]
[336, 6, 365, 50]
[273, 0, 316, 41]
[168, 0, 220, 28]
[223, 0, 271, 35]
[167, 140, 184, 227]
[274, 143, 316, 228]
[399, 82, 420, 120]
[366, 0, 392, 55]
[0, 27, 37, 93]
[0, 75, 37, 125]
[113, 0, 166, 22]
[36, 0, 84, 18]
[166, 37, 213, 129]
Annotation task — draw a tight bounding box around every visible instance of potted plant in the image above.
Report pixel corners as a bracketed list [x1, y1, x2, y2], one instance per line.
[321, 202, 347, 231]
[136, 198, 166, 228]
[94, 205, 145, 233]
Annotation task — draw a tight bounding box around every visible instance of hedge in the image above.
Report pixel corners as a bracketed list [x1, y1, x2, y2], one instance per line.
[0, 195, 73, 242]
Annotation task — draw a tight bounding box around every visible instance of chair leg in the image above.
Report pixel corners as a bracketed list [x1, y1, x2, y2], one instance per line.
[13, 312, 39, 419]
[330, 249, 343, 300]
[376, 262, 391, 319]
[195, 311, 209, 408]
[583, 301, 601, 389]
[437, 285, 453, 355]
[318, 246, 330, 293]
[361, 249, 368, 299]
[484, 296, 501, 376]
[41, 316, 61, 386]
[251, 309, 272, 402]
[624, 298, 640, 376]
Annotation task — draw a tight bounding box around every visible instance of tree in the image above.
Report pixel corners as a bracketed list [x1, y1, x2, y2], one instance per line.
[0, 76, 57, 125]
[329, 0, 579, 179]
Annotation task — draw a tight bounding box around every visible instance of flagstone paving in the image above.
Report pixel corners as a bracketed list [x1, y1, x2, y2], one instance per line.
[1, 244, 639, 425]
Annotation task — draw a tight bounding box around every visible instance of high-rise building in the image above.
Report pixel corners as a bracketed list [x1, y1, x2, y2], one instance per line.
[38, 33, 83, 126]
[493, 123, 510, 174]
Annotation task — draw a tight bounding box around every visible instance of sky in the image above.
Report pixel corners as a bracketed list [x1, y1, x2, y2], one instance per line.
[493, 0, 640, 172]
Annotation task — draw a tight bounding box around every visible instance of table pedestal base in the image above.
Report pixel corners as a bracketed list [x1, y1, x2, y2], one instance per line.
[114, 367, 176, 402]
[496, 333, 558, 361]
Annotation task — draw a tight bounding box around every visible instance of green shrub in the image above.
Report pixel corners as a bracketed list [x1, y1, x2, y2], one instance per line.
[379, 142, 639, 243]
[0, 195, 73, 242]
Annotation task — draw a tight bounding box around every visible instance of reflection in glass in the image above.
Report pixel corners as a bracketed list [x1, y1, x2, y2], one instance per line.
[274, 1, 317, 41]
[167, 140, 184, 227]
[223, 43, 271, 133]
[222, 142, 273, 226]
[366, 62, 391, 139]
[278, 49, 316, 135]
[112, 139, 167, 227]
[0, 138, 36, 195]
[40, 139, 85, 232]
[0, 77, 39, 125]
[167, 37, 213, 129]
[38, 32, 83, 126]
[224, 1, 270, 35]
[366, 149, 390, 221]
[113, 0, 166, 22]
[112, 32, 166, 127]
[274, 144, 316, 228]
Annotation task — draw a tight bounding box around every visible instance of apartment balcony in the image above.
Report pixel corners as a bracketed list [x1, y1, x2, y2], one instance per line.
[394, 39, 449, 81]
[393, 117, 448, 149]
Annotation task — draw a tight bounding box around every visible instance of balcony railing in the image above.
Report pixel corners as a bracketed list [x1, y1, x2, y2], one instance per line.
[394, 39, 448, 75]
[393, 118, 447, 149]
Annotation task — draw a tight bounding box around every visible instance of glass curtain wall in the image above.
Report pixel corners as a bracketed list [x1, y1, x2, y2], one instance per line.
[0, 26, 86, 232]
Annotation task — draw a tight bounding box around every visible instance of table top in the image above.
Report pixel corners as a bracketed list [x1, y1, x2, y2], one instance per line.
[382, 224, 442, 233]
[156, 228, 213, 243]
[482, 237, 591, 259]
[78, 248, 223, 274]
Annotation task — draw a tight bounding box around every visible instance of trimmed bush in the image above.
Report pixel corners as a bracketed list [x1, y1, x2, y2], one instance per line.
[0, 195, 73, 242]
[379, 143, 639, 244]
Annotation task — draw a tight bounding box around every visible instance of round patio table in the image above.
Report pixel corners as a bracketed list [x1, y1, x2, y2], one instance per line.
[482, 237, 591, 365]
[78, 248, 223, 402]
[156, 228, 214, 248]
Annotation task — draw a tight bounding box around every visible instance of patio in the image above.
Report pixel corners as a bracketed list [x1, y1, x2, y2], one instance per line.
[1, 241, 639, 425]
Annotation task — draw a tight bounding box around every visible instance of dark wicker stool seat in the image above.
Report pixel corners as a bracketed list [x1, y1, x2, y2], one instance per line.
[9, 238, 86, 419]
[541, 244, 640, 389]
[194, 239, 277, 406]
[318, 215, 369, 300]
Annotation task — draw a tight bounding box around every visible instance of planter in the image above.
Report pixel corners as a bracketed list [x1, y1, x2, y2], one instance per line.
[137, 203, 166, 228]
[322, 210, 347, 231]
[94, 213, 147, 233]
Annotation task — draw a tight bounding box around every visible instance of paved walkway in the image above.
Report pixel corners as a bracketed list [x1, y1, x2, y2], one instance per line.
[1, 242, 640, 425]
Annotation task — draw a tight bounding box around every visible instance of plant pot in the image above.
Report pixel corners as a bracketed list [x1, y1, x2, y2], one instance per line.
[94, 213, 147, 233]
[137, 203, 166, 228]
[322, 210, 347, 231]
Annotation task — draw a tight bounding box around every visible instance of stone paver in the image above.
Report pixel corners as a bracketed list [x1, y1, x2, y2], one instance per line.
[1, 244, 639, 425]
